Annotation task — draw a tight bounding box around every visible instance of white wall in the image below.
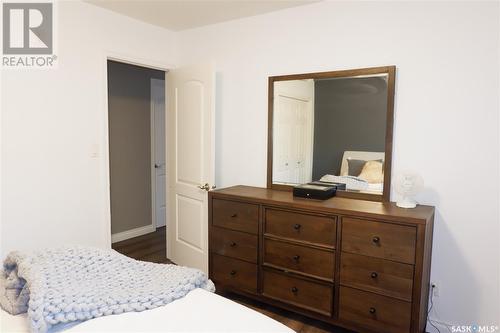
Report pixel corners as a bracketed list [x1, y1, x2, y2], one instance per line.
[0, 1, 177, 256]
[177, 1, 500, 330]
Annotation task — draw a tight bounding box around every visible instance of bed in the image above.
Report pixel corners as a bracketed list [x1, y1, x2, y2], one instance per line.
[320, 150, 385, 193]
[1, 247, 294, 333]
[1, 288, 293, 333]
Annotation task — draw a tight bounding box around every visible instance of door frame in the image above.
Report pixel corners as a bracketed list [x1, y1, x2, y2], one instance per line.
[150, 78, 167, 230]
[102, 51, 172, 246]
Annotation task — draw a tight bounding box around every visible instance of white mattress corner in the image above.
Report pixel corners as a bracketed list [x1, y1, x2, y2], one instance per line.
[1, 288, 294, 333]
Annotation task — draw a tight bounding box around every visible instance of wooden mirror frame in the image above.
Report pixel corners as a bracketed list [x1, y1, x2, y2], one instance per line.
[267, 66, 396, 202]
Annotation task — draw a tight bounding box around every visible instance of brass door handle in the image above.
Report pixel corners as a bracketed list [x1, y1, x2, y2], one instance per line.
[198, 183, 210, 191]
[197, 183, 216, 191]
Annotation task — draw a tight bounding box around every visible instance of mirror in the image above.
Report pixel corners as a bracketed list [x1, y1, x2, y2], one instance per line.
[267, 66, 395, 201]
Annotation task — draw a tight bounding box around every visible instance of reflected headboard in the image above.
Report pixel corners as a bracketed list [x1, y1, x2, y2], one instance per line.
[340, 151, 385, 176]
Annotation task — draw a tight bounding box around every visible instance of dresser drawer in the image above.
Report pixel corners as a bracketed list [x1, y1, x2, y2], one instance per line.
[211, 227, 258, 263]
[211, 254, 257, 293]
[265, 209, 336, 248]
[212, 199, 259, 234]
[341, 217, 416, 264]
[340, 252, 414, 301]
[339, 286, 411, 333]
[264, 238, 334, 281]
[262, 270, 333, 316]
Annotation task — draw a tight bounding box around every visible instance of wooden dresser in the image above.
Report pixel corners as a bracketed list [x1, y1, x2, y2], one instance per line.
[208, 186, 434, 333]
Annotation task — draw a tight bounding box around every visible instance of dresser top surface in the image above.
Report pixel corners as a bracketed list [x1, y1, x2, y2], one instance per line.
[211, 185, 434, 224]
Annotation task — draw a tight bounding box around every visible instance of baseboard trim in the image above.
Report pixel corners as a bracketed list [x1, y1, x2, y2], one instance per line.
[112, 224, 155, 243]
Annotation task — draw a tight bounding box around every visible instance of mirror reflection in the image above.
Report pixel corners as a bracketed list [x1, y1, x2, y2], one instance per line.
[272, 74, 389, 195]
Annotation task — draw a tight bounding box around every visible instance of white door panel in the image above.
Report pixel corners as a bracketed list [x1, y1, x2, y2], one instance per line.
[176, 194, 203, 250]
[177, 81, 204, 185]
[157, 173, 166, 221]
[273, 80, 314, 184]
[167, 64, 215, 273]
[152, 78, 166, 228]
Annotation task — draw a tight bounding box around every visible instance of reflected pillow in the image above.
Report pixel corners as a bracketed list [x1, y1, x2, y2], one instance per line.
[358, 160, 384, 183]
[346, 159, 367, 176]
[347, 158, 383, 176]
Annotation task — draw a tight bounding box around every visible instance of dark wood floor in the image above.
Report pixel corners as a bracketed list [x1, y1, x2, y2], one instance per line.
[113, 227, 352, 333]
[113, 227, 173, 264]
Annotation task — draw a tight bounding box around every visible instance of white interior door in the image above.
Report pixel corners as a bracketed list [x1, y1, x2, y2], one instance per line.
[152, 78, 166, 228]
[273, 79, 314, 184]
[166, 64, 215, 273]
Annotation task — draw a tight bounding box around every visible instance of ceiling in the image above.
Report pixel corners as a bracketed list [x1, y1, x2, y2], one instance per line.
[85, 1, 319, 31]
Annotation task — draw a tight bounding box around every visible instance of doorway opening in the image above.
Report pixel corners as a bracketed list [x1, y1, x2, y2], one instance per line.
[106, 60, 167, 263]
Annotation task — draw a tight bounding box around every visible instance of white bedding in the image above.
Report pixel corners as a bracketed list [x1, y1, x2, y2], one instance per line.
[1, 289, 293, 333]
[366, 182, 384, 193]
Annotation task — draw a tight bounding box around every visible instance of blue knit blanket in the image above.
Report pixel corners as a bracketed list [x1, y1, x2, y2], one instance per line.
[0, 247, 215, 333]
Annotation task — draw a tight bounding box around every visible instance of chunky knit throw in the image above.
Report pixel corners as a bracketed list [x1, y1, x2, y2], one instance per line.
[0, 247, 215, 333]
